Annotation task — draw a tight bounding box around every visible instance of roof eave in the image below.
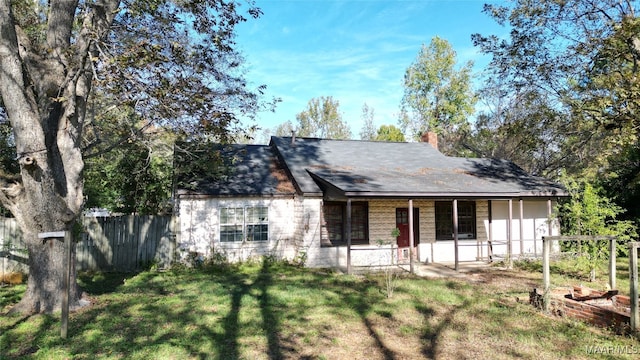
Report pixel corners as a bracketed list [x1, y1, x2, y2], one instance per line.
[176, 192, 296, 199]
[339, 190, 569, 199]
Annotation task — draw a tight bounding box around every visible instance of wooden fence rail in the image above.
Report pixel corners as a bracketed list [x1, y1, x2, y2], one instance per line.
[0, 215, 176, 274]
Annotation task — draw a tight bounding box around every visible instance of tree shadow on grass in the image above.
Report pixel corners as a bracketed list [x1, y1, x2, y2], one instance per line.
[312, 274, 401, 360]
[339, 288, 394, 359]
[62, 270, 221, 358]
[76, 272, 136, 295]
[1, 283, 67, 358]
[0, 284, 25, 310]
[3, 263, 515, 359]
[0, 312, 58, 358]
[201, 259, 292, 359]
[415, 274, 617, 359]
[211, 267, 252, 360]
[256, 259, 293, 359]
[420, 297, 474, 359]
[63, 261, 293, 360]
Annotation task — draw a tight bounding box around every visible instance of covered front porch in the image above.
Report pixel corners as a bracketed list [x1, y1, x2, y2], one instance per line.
[327, 196, 561, 274]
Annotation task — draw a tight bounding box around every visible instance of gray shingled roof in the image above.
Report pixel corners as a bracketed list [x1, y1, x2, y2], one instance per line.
[270, 136, 567, 198]
[176, 144, 295, 197]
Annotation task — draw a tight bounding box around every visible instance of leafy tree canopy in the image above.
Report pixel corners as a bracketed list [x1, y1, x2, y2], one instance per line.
[556, 173, 637, 281]
[375, 125, 405, 142]
[400, 37, 476, 154]
[84, 129, 174, 215]
[472, 0, 640, 232]
[465, 84, 575, 177]
[359, 103, 377, 140]
[294, 96, 352, 139]
[473, 0, 640, 153]
[0, 0, 270, 313]
[274, 120, 295, 137]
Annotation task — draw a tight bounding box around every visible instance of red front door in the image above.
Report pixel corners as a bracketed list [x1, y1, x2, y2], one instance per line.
[396, 208, 410, 248]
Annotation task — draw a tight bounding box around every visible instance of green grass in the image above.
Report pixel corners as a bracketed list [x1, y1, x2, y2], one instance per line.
[1, 258, 638, 359]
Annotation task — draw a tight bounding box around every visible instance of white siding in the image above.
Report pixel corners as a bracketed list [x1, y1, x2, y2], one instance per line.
[487, 199, 560, 260]
[178, 199, 216, 259]
[419, 199, 560, 263]
[177, 196, 298, 263]
[178, 196, 562, 267]
[307, 244, 398, 269]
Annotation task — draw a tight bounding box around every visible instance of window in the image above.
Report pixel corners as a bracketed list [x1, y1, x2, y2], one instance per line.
[324, 204, 344, 243]
[220, 206, 269, 242]
[246, 207, 269, 241]
[322, 202, 368, 246]
[220, 207, 244, 242]
[435, 201, 476, 240]
[350, 205, 367, 243]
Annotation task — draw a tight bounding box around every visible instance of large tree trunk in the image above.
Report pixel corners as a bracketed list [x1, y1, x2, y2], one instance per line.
[0, 0, 118, 314]
[5, 144, 86, 313]
[14, 231, 83, 313]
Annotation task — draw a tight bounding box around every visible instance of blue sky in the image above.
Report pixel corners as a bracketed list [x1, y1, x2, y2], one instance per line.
[235, 0, 508, 142]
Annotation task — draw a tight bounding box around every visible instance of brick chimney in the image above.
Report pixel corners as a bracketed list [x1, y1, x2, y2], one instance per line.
[421, 131, 438, 150]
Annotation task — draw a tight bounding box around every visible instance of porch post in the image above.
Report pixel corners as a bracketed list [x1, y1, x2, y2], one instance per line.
[409, 199, 415, 274]
[453, 199, 459, 271]
[488, 200, 493, 262]
[547, 199, 553, 236]
[507, 199, 513, 269]
[346, 198, 352, 275]
[519, 198, 524, 255]
[533, 213, 538, 258]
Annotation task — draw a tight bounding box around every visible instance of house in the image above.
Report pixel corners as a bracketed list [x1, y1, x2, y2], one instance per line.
[174, 133, 568, 270]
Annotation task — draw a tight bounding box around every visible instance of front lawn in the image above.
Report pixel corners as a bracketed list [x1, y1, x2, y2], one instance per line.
[1, 259, 638, 359]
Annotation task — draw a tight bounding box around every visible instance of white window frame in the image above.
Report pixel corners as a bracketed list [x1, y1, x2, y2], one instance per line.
[219, 206, 269, 242]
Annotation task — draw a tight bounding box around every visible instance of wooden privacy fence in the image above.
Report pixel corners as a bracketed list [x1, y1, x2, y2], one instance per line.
[0, 218, 28, 278]
[0, 215, 177, 274]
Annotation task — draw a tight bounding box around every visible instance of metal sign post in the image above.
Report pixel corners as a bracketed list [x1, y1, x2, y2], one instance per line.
[37, 231, 71, 339]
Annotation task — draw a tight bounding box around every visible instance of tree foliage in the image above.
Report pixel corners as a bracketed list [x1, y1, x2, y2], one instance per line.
[274, 120, 295, 137]
[359, 103, 377, 140]
[294, 96, 352, 139]
[375, 125, 405, 142]
[599, 140, 640, 222]
[0, 0, 268, 313]
[473, 1, 640, 160]
[84, 131, 174, 215]
[556, 174, 637, 281]
[173, 140, 240, 192]
[400, 37, 476, 154]
[473, 0, 640, 238]
[465, 84, 575, 177]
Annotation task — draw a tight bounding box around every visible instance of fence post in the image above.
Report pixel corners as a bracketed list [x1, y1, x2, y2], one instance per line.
[542, 236, 551, 311]
[608, 237, 616, 290]
[629, 242, 639, 332]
